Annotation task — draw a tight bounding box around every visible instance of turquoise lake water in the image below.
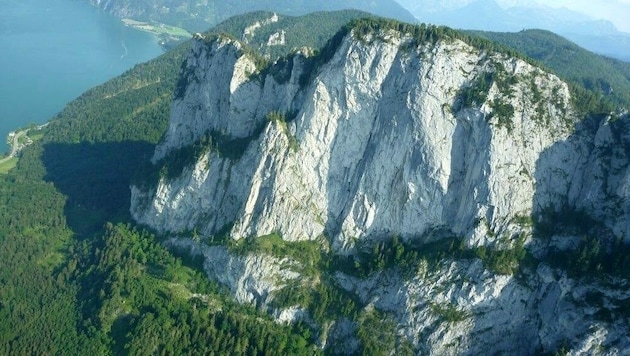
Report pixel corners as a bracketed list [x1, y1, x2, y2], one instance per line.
[0, 0, 165, 153]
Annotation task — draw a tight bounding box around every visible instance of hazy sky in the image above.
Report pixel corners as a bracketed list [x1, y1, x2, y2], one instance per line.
[528, 0, 630, 32]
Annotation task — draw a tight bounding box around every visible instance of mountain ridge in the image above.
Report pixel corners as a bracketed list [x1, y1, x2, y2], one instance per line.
[395, 0, 630, 62]
[131, 18, 630, 353]
[1, 10, 629, 354]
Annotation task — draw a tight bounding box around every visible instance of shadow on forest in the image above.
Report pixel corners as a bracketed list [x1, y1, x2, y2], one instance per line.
[41, 141, 155, 237]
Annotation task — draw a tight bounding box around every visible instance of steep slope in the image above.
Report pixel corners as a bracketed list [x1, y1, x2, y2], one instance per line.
[467, 29, 630, 107]
[131, 19, 630, 354]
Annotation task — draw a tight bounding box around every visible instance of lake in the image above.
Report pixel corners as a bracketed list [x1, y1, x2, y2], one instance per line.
[0, 0, 165, 153]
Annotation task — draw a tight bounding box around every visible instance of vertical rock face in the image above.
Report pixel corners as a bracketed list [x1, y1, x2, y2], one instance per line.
[132, 29, 579, 249]
[131, 24, 630, 354]
[534, 115, 630, 239]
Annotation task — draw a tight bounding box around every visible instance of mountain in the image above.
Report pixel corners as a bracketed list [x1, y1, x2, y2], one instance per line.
[131, 17, 630, 353]
[86, 0, 417, 32]
[2, 10, 630, 355]
[396, 0, 630, 62]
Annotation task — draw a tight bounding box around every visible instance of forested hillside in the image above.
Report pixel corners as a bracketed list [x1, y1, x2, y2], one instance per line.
[86, 0, 416, 32]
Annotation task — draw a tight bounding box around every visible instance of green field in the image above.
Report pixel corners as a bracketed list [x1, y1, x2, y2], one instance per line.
[122, 19, 191, 38]
[27, 131, 44, 142]
[0, 157, 17, 174]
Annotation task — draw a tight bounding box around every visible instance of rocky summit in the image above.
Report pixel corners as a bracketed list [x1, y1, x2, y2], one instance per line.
[131, 19, 630, 354]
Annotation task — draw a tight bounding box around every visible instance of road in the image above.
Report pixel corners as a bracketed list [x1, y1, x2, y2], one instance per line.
[0, 129, 28, 165]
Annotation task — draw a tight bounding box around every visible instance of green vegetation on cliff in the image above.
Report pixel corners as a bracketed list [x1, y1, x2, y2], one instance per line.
[468, 29, 630, 110]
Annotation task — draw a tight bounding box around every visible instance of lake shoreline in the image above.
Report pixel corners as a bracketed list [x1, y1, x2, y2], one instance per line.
[2, 123, 48, 157]
[122, 18, 191, 49]
[0, 0, 164, 153]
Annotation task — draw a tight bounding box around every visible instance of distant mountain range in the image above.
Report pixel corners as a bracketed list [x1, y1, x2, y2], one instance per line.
[396, 0, 630, 61]
[86, 0, 417, 32]
[87, 0, 629, 61]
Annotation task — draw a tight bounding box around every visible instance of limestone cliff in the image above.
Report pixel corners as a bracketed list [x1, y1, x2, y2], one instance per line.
[133, 27, 579, 248]
[131, 22, 630, 354]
